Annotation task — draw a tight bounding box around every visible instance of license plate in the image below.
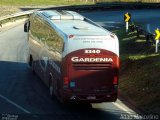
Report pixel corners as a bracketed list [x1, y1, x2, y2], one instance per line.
[87, 96, 96, 100]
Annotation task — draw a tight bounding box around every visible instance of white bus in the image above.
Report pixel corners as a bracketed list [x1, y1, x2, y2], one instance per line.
[24, 10, 119, 103]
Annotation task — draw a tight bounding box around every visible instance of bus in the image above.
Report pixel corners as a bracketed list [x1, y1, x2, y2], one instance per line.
[24, 10, 119, 103]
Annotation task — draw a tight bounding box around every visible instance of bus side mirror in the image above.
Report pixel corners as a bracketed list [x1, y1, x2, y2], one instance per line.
[24, 21, 30, 32]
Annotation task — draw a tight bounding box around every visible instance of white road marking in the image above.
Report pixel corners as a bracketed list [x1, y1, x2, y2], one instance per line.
[93, 98, 141, 119]
[106, 25, 121, 29]
[104, 21, 122, 24]
[113, 99, 140, 119]
[0, 94, 31, 114]
[95, 22, 121, 29]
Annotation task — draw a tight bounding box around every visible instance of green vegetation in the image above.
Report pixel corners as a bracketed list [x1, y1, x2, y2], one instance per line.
[0, 0, 159, 6]
[0, 0, 159, 17]
[113, 27, 160, 114]
[0, 0, 94, 6]
[3, 0, 144, 6]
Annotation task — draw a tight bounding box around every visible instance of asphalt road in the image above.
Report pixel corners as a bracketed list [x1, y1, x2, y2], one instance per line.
[81, 9, 160, 33]
[0, 22, 137, 120]
[0, 13, 141, 120]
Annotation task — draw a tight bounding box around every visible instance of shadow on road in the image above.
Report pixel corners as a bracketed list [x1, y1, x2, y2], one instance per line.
[0, 61, 124, 120]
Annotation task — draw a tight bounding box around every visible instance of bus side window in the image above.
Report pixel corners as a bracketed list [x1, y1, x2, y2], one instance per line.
[46, 32, 56, 51]
[55, 34, 64, 53]
[46, 29, 64, 54]
[30, 16, 43, 41]
[30, 16, 48, 43]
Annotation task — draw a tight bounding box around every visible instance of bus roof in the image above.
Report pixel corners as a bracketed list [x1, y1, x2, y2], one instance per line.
[38, 10, 112, 37]
[53, 20, 109, 36]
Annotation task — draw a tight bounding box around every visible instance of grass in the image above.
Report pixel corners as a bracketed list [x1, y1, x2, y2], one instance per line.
[114, 27, 160, 115]
[0, 0, 159, 17]
[0, 0, 94, 6]
[0, 0, 94, 17]
[0, 0, 159, 6]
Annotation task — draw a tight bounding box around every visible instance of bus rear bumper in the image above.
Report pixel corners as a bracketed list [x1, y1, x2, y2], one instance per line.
[59, 90, 118, 103]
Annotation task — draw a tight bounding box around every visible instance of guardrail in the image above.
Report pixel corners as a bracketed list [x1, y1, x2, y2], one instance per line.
[129, 24, 156, 45]
[0, 11, 34, 27]
[0, 11, 33, 21]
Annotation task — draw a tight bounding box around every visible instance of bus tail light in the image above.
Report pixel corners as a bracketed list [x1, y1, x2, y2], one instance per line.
[116, 57, 120, 68]
[63, 77, 69, 85]
[113, 76, 118, 85]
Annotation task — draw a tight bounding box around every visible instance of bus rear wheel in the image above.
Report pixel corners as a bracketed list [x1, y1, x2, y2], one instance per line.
[29, 55, 35, 74]
[49, 75, 57, 98]
[49, 85, 54, 97]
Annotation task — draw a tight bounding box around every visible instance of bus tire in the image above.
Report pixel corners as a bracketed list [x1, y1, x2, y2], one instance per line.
[31, 60, 36, 75]
[49, 75, 55, 97]
[29, 55, 35, 74]
[53, 79, 58, 96]
[29, 55, 32, 66]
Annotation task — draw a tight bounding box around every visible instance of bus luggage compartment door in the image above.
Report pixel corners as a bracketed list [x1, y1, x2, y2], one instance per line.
[68, 56, 118, 95]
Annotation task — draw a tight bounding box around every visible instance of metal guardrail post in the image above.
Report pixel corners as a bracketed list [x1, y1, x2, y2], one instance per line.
[136, 27, 141, 38]
[130, 25, 157, 47]
[146, 34, 150, 44]
[130, 24, 135, 32]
